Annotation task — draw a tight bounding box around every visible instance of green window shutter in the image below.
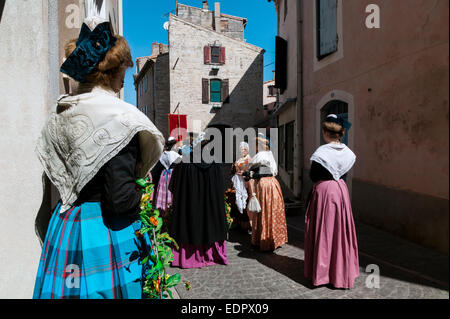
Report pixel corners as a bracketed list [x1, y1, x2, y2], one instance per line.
[317, 0, 338, 59]
[210, 79, 221, 102]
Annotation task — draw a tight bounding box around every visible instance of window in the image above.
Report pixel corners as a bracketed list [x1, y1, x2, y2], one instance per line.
[279, 124, 285, 169]
[210, 79, 221, 103]
[316, 0, 338, 60]
[268, 85, 277, 97]
[204, 45, 226, 65]
[211, 46, 221, 64]
[279, 122, 294, 173]
[285, 121, 295, 172]
[202, 78, 230, 104]
[220, 20, 229, 32]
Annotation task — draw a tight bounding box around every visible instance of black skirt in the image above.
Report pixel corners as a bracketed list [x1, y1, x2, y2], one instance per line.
[169, 162, 228, 246]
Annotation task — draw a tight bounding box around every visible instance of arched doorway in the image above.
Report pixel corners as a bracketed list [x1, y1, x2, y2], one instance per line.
[320, 100, 350, 146]
[315, 90, 355, 197]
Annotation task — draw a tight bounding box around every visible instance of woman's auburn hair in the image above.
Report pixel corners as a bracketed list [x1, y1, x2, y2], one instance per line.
[64, 35, 133, 89]
[256, 137, 270, 151]
[322, 121, 346, 139]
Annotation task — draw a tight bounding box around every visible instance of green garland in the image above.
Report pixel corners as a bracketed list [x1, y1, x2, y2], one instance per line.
[135, 177, 186, 299]
[135, 177, 231, 298]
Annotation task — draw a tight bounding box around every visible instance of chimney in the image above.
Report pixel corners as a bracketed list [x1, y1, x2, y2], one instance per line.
[214, 2, 221, 32]
[214, 2, 221, 17]
[202, 0, 209, 10]
[152, 42, 160, 56]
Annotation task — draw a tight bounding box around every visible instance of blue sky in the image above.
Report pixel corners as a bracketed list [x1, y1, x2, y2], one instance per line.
[122, 0, 277, 105]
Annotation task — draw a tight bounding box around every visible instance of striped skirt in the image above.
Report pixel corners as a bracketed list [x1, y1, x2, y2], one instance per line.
[33, 201, 152, 299]
[154, 169, 173, 217]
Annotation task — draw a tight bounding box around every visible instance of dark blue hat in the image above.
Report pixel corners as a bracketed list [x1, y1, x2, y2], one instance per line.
[60, 21, 117, 83]
[325, 114, 352, 130]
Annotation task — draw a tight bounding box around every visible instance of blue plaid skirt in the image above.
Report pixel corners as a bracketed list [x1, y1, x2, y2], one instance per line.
[33, 201, 152, 299]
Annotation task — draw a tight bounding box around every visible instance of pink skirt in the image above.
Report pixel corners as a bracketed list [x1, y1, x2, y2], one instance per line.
[154, 169, 173, 217]
[304, 179, 359, 289]
[171, 241, 229, 269]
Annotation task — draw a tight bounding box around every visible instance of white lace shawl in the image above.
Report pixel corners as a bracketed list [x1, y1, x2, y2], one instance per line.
[310, 143, 356, 181]
[159, 151, 181, 170]
[36, 87, 165, 213]
[249, 150, 278, 176]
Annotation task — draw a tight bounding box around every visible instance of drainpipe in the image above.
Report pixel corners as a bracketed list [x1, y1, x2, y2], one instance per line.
[297, 0, 304, 202]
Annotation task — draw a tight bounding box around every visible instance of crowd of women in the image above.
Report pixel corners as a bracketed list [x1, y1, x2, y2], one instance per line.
[32, 18, 360, 299]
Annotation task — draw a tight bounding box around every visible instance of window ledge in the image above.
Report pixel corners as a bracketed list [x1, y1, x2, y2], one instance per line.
[210, 102, 223, 109]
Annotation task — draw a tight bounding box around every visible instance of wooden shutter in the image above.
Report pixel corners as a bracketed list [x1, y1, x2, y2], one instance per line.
[204, 46, 211, 64]
[221, 79, 229, 103]
[317, 0, 338, 59]
[219, 47, 226, 65]
[202, 78, 209, 104]
[275, 36, 288, 93]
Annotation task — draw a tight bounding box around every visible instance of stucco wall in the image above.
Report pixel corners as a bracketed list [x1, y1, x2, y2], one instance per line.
[301, 0, 449, 252]
[169, 15, 264, 132]
[0, 0, 53, 298]
[275, 0, 300, 197]
[276, 0, 297, 103]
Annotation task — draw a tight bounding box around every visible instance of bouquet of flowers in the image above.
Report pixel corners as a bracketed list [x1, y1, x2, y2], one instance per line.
[224, 188, 235, 229]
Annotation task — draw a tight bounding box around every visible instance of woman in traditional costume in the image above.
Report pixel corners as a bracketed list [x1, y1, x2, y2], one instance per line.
[244, 137, 288, 252]
[33, 17, 165, 299]
[153, 138, 181, 217]
[169, 138, 229, 269]
[304, 114, 359, 289]
[229, 142, 252, 231]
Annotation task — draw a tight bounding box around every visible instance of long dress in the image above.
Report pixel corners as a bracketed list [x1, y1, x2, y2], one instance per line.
[169, 161, 229, 269]
[33, 87, 164, 299]
[33, 136, 153, 299]
[230, 155, 251, 230]
[247, 151, 288, 252]
[304, 144, 359, 289]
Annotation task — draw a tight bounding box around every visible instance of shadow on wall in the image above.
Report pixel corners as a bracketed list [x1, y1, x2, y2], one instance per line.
[0, 0, 6, 24]
[205, 52, 265, 163]
[154, 53, 171, 139]
[34, 174, 53, 246]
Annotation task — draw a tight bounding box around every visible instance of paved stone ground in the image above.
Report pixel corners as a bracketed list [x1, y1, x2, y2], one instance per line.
[168, 212, 449, 299]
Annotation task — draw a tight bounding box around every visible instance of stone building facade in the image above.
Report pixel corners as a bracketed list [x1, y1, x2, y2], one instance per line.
[271, 0, 449, 253]
[168, 2, 265, 136]
[135, 42, 170, 139]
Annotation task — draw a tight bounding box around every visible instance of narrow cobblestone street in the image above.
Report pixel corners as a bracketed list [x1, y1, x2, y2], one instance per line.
[169, 212, 449, 299]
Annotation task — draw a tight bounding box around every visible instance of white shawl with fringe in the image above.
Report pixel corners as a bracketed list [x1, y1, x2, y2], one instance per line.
[36, 87, 165, 213]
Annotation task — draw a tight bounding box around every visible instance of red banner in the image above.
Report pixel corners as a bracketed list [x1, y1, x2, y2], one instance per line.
[168, 114, 187, 142]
